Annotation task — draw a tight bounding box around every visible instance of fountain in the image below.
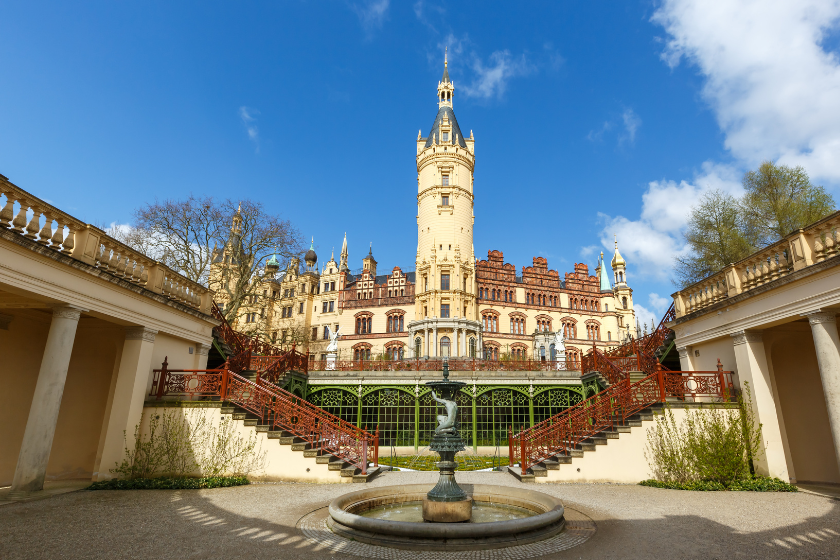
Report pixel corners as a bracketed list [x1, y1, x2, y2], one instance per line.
[326, 359, 569, 551]
[423, 359, 471, 522]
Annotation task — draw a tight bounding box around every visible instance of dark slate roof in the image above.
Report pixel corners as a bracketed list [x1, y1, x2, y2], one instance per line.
[441, 64, 450, 84]
[423, 106, 468, 148]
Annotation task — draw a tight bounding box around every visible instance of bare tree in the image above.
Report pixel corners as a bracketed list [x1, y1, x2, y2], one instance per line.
[112, 196, 303, 322]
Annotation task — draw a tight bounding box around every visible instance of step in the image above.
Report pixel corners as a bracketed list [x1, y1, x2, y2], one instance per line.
[255, 425, 270, 433]
[329, 460, 349, 471]
[576, 442, 596, 452]
[291, 439, 325, 452]
[315, 455, 334, 465]
[243, 419, 258, 427]
[529, 465, 548, 477]
[341, 466, 359, 477]
[542, 459, 560, 470]
[353, 466, 382, 483]
[507, 466, 535, 483]
[586, 436, 608, 445]
[303, 449, 329, 458]
[553, 455, 573, 464]
[220, 407, 236, 414]
[232, 412, 247, 420]
[603, 431, 620, 439]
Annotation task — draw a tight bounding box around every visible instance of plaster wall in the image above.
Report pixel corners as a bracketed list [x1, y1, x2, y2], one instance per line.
[766, 325, 840, 484]
[0, 310, 121, 486]
[540, 408, 735, 484]
[141, 405, 345, 483]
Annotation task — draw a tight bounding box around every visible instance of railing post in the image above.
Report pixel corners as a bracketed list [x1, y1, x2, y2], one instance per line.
[156, 357, 169, 400]
[520, 433, 527, 472]
[657, 368, 666, 403]
[716, 358, 726, 400]
[361, 438, 368, 475]
[220, 367, 229, 401]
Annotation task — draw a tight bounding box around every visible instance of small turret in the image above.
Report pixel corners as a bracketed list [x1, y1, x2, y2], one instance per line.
[339, 232, 349, 272]
[362, 243, 377, 277]
[611, 236, 627, 286]
[304, 237, 317, 272]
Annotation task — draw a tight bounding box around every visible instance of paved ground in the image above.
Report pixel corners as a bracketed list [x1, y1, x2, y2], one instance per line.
[2, 471, 839, 559]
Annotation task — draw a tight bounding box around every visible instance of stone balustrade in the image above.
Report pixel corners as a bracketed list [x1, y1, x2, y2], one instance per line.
[673, 210, 840, 318]
[0, 174, 210, 313]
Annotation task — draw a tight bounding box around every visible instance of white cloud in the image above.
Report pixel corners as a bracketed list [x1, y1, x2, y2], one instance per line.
[598, 162, 743, 279]
[652, 0, 840, 183]
[648, 293, 671, 313]
[239, 106, 260, 151]
[352, 0, 390, 34]
[460, 50, 534, 100]
[633, 303, 659, 332]
[586, 121, 612, 142]
[622, 108, 642, 144]
[579, 245, 598, 257]
[413, 0, 445, 29]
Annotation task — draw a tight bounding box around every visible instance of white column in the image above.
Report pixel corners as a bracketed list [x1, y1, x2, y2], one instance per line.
[93, 327, 157, 481]
[425, 328, 429, 358]
[677, 346, 694, 371]
[454, 327, 460, 358]
[194, 342, 211, 370]
[10, 306, 82, 495]
[433, 326, 438, 357]
[730, 330, 790, 480]
[805, 311, 840, 474]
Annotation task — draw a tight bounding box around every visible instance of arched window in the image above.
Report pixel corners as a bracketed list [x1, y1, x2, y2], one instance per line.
[550, 343, 556, 361]
[440, 336, 451, 357]
[608, 331, 612, 341]
[469, 338, 476, 357]
[399, 316, 404, 331]
[622, 296, 628, 309]
[415, 337, 422, 357]
[387, 316, 393, 332]
[619, 272, 624, 283]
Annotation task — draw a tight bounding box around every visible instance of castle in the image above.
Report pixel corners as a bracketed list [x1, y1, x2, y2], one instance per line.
[212, 57, 638, 367]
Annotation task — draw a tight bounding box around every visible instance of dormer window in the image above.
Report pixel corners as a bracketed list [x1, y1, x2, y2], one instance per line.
[442, 175, 449, 186]
[442, 132, 449, 142]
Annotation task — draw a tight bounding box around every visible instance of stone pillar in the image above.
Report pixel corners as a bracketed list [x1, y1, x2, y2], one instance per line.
[454, 327, 460, 358]
[425, 328, 430, 358]
[730, 330, 790, 480]
[677, 346, 694, 371]
[194, 342, 211, 370]
[805, 311, 840, 474]
[433, 326, 438, 357]
[10, 306, 82, 496]
[93, 327, 157, 481]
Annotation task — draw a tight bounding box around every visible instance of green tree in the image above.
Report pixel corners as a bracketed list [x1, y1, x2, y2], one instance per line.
[674, 189, 755, 287]
[740, 161, 835, 246]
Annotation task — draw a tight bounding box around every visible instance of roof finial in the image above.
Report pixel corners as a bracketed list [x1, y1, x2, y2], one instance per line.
[614, 233, 618, 249]
[445, 46, 448, 67]
[310, 236, 314, 250]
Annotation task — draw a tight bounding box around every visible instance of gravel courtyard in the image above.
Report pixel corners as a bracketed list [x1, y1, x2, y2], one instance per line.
[2, 471, 839, 559]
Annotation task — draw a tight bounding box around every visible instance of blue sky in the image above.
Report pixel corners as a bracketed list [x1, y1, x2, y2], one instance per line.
[3, 1, 840, 326]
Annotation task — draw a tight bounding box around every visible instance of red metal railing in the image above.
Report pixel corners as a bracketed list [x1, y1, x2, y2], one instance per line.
[212, 302, 308, 377]
[149, 358, 378, 474]
[509, 366, 735, 473]
[307, 358, 581, 372]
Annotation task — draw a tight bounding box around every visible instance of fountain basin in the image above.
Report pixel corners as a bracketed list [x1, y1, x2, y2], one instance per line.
[328, 483, 565, 551]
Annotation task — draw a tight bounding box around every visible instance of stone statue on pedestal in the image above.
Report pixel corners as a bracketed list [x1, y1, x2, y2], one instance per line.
[431, 390, 457, 434]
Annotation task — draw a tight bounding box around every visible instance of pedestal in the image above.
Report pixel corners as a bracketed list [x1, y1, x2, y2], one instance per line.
[424, 432, 472, 522]
[326, 351, 337, 371]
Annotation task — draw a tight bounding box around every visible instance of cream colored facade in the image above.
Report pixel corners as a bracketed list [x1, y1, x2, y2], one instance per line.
[670, 210, 840, 485]
[211, 60, 638, 365]
[1, 176, 217, 494]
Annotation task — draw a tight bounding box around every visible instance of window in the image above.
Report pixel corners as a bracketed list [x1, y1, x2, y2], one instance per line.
[622, 297, 628, 309]
[271, 331, 277, 343]
[440, 336, 451, 357]
[281, 329, 287, 342]
[299, 302, 304, 314]
[442, 132, 449, 142]
[311, 327, 317, 339]
[415, 337, 422, 357]
[322, 301, 328, 313]
[441, 304, 450, 318]
[399, 315, 404, 331]
[330, 281, 335, 291]
[290, 289, 295, 298]
[469, 338, 476, 358]
[441, 195, 449, 206]
[605, 304, 609, 312]
[442, 174, 449, 185]
[329, 300, 334, 312]
[323, 325, 330, 340]
[608, 331, 612, 341]
[441, 274, 450, 290]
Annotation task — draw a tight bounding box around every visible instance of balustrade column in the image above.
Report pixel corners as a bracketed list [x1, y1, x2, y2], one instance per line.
[804, 312, 840, 475]
[424, 329, 429, 358]
[730, 330, 790, 480]
[93, 327, 158, 481]
[10, 306, 82, 497]
[676, 346, 694, 371]
[194, 342, 211, 370]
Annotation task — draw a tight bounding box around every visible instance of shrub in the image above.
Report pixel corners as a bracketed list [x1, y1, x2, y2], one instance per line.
[644, 382, 768, 488]
[88, 476, 249, 491]
[639, 477, 797, 492]
[111, 409, 266, 480]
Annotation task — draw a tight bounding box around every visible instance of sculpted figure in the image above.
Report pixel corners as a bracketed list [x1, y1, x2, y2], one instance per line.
[431, 390, 458, 434]
[326, 326, 342, 352]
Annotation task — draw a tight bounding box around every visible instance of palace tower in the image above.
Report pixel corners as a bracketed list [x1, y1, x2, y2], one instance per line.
[409, 54, 482, 357]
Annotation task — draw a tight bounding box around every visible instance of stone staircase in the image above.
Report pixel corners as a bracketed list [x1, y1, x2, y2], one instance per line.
[507, 407, 655, 482]
[220, 405, 382, 483]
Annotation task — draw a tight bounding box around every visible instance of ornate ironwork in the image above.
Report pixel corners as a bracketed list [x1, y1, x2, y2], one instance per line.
[510, 368, 735, 473]
[308, 358, 580, 372]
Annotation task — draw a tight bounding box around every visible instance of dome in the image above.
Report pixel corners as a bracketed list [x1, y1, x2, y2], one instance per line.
[266, 253, 279, 269]
[611, 239, 626, 268]
[305, 238, 317, 265]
